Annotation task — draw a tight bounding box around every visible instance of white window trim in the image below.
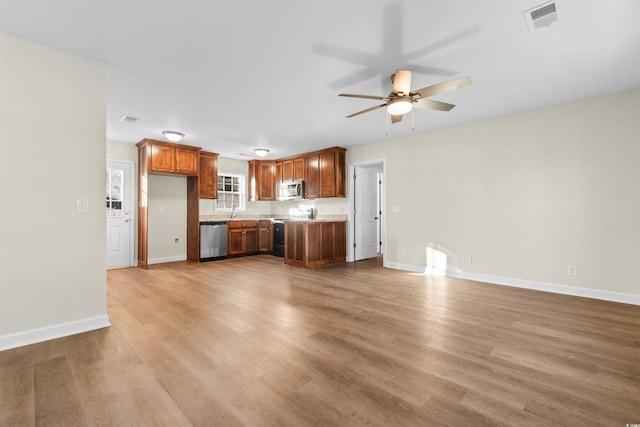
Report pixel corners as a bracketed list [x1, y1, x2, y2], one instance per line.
[216, 172, 246, 212]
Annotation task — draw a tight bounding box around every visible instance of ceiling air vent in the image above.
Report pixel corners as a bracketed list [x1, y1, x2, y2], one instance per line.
[120, 115, 139, 123]
[524, 1, 558, 31]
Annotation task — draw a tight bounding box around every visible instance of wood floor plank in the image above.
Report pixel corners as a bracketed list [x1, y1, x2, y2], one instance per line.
[1, 255, 638, 425]
[34, 356, 87, 426]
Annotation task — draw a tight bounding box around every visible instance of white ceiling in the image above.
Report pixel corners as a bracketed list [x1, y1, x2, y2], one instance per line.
[1, 1, 639, 159]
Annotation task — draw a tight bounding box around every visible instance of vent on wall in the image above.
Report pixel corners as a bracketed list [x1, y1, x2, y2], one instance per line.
[524, 1, 558, 31]
[120, 115, 139, 123]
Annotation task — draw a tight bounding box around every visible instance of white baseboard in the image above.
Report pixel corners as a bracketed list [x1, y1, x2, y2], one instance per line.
[446, 269, 640, 306]
[0, 315, 111, 351]
[148, 255, 187, 265]
[383, 261, 426, 273]
[383, 262, 640, 306]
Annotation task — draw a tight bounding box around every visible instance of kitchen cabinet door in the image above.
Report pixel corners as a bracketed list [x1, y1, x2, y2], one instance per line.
[175, 147, 199, 175]
[199, 151, 219, 199]
[149, 143, 175, 173]
[248, 160, 276, 201]
[305, 153, 319, 199]
[258, 161, 276, 200]
[319, 150, 336, 197]
[282, 159, 294, 182]
[245, 228, 258, 253]
[275, 161, 283, 184]
[228, 229, 246, 255]
[258, 220, 273, 253]
[293, 157, 305, 181]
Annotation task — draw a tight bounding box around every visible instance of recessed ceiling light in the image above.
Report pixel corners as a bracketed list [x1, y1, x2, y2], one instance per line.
[162, 130, 184, 142]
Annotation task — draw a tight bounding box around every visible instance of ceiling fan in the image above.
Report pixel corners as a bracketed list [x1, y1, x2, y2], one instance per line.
[339, 70, 471, 123]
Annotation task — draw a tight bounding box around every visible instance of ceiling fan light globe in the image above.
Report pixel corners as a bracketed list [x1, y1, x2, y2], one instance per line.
[386, 98, 412, 115]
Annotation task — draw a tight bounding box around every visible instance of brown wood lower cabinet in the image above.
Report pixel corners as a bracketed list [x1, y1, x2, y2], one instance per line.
[258, 220, 273, 253]
[284, 221, 346, 268]
[228, 221, 258, 256]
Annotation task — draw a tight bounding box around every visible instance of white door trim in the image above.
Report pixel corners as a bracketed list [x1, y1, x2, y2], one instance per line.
[347, 159, 386, 264]
[107, 159, 135, 268]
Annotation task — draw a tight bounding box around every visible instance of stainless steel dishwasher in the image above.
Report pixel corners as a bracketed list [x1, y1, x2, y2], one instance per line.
[200, 221, 228, 261]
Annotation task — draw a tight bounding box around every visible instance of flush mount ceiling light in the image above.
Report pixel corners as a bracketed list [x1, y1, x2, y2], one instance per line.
[162, 130, 184, 142]
[386, 98, 413, 115]
[254, 148, 269, 157]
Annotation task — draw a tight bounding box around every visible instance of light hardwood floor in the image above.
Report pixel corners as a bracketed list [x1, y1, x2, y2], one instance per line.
[1, 256, 639, 426]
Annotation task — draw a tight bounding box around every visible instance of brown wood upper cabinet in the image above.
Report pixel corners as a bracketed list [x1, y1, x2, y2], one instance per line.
[284, 157, 305, 182]
[305, 147, 346, 199]
[276, 156, 305, 185]
[139, 139, 200, 176]
[199, 151, 219, 199]
[248, 160, 276, 201]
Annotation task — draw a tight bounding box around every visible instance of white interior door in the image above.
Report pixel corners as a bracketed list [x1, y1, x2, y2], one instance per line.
[377, 172, 383, 254]
[354, 166, 378, 261]
[106, 160, 133, 268]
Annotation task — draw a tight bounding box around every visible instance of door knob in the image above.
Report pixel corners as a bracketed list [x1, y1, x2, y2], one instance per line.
[124, 218, 130, 222]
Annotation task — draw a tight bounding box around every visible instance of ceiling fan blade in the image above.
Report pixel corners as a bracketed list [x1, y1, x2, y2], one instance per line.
[412, 76, 472, 99]
[391, 114, 403, 123]
[414, 99, 456, 111]
[339, 93, 387, 101]
[391, 69, 412, 95]
[345, 103, 386, 118]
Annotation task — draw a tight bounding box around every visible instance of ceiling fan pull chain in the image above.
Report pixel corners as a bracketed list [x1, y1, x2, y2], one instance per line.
[412, 108, 415, 132]
[385, 111, 389, 136]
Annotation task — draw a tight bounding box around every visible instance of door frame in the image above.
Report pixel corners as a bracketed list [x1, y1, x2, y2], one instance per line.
[347, 159, 386, 264]
[107, 159, 136, 268]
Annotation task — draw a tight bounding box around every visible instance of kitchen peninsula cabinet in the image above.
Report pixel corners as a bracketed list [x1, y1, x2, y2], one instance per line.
[228, 221, 258, 255]
[248, 160, 276, 201]
[305, 147, 346, 199]
[199, 151, 219, 199]
[139, 139, 200, 175]
[284, 220, 346, 268]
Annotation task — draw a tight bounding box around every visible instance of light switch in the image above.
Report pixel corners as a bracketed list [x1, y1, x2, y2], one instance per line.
[76, 199, 90, 213]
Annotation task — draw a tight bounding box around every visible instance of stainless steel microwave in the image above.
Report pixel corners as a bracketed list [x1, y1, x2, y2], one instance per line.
[277, 180, 305, 201]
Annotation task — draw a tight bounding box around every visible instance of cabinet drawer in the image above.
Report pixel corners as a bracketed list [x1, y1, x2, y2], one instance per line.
[228, 221, 258, 229]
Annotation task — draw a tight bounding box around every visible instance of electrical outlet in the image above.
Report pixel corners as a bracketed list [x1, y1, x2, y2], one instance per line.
[76, 199, 89, 213]
[568, 265, 577, 276]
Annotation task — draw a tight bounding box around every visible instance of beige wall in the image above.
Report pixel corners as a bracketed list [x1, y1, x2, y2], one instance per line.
[148, 175, 188, 263]
[349, 89, 640, 298]
[0, 34, 108, 348]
